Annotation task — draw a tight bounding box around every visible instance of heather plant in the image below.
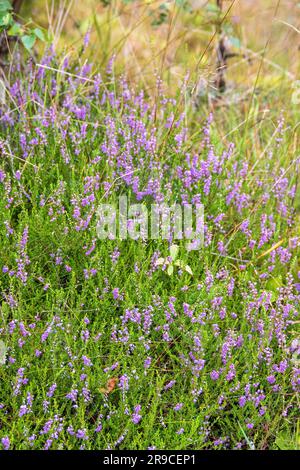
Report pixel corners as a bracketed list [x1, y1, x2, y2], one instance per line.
[0, 41, 299, 450]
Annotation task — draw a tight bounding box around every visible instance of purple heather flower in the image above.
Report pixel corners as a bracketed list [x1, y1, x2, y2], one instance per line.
[174, 403, 183, 411]
[210, 370, 220, 381]
[164, 380, 176, 391]
[1, 437, 10, 450]
[132, 405, 142, 424]
[19, 405, 29, 417]
[95, 423, 103, 433]
[239, 396, 247, 407]
[144, 357, 152, 369]
[76, 429, 88, 440]
[66, 389, 78, 403]
[67, 426, 75, 436]
[176, 428, 184, 435]
[47, 383, 57, 398]
[82, 355, 92, 367]
[112, 288, 120, 300]
[118, 374, 129, 391]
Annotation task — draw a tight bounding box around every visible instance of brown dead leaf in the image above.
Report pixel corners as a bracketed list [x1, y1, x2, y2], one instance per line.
[100, 377, 118, 394]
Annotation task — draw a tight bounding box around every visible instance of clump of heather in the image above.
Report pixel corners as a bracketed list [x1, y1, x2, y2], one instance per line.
[0, 46, 299, 450]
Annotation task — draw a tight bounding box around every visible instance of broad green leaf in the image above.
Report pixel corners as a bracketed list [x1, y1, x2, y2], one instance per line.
[167, 265, 174, 276]
[21, 34, 36, 51]
[0, 0, 12, 12]
[0, 11, 11, 26]
[33, 27, 45, 41]
[8, 21, 22, 36]
[228, 36, 241, 49]
[170, 244, 179, 261]
[184, 265, 193, 275]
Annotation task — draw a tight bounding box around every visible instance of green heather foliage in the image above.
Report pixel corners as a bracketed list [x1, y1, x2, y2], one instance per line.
[0, 44, 299, 450]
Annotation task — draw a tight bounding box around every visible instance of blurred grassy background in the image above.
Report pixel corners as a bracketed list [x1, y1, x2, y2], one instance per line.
[21, 0, 300, 88]
[17, 0, 299, 126]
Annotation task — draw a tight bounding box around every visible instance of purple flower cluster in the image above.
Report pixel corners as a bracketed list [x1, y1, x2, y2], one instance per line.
[0, 45, 298, 450]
